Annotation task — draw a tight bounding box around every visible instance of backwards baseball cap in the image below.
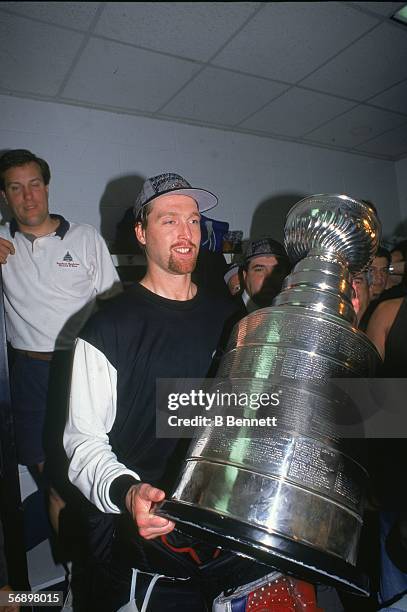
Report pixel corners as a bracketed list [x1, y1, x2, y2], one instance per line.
[134, 172, 217, 220]
[244, 237, 288, 263]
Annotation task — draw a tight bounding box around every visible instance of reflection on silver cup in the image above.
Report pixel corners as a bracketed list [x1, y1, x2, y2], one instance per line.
[158, 195, 381, 595]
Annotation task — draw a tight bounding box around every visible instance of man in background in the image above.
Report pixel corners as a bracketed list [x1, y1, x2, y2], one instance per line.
[359, 246, 391, 331]
[240, 237, 291, 312]
[367, 247, 391, 301]
[0, 148, 121, 536]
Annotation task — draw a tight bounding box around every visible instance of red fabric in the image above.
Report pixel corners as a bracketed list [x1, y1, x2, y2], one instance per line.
[160, 534, 222, 564]
[160, 534, 202, 565]
[246, 576, 323, 611]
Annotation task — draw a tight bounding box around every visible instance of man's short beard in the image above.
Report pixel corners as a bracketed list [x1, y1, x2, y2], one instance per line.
[168, 253, 198, 274]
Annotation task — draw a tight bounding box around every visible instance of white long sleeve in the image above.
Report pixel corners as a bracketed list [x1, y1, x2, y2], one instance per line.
[64, 338, 140, 513]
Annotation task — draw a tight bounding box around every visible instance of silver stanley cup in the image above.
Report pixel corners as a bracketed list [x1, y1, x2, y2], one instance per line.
[158, 195, 381, 595]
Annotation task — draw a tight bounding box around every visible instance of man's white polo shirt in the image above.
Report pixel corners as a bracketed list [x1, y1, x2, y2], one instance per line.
[0, 215, 121, 351]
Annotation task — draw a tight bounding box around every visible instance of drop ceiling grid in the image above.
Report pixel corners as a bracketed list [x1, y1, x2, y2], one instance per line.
[0, 1, 406, 160]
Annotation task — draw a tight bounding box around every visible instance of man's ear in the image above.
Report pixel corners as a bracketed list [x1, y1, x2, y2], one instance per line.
[134, 222, 146, 245]
[1, 190, 7, 205]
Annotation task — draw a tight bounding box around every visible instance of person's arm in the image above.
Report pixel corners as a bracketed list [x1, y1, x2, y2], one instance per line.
[63, 337, 139, 513]
[366, 299, 401, 359]
[64, 337, 175, 536]
[91, 230, 122, 299]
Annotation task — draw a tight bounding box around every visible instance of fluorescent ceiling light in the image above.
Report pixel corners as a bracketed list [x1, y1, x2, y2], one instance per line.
[392, 4, 407, 25]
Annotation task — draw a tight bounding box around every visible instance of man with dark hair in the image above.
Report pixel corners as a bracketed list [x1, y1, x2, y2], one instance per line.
[241, 237, 291, 311]
[0, 149, 51, 192]
[63, 173, 272, 611]
[359, 246, 391, 331]
[0, 148, 120, 531]
[360, 243, 407, 332]
[367, 246, 391, 301]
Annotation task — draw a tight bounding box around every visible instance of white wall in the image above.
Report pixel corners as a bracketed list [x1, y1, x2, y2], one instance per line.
[0, 94, 401, 246]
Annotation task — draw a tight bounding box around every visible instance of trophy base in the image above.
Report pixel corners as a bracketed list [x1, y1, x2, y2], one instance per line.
[158, 499, 369, 597]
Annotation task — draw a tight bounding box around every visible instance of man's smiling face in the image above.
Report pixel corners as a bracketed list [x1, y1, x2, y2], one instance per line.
[135, 194, 201, 276]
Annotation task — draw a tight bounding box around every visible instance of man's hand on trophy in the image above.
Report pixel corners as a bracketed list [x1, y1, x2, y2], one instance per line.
[125, 482, 175, 540]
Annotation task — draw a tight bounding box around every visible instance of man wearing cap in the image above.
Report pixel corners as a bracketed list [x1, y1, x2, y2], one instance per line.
[241, 237, 291, 312]
[64, 173, 253, 610]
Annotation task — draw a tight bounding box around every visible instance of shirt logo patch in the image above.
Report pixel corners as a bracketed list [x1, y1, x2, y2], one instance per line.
[57, 251, 80, 268]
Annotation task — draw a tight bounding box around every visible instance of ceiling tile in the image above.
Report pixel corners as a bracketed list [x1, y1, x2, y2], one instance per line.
[240, 88, 355, 137]
[95, 2, 260, 61]
[0, 2, 100, 30]
[62, 39, 200, 112]
[212, 2, 379, 82]
[354, 123, 407, 158]
[160, 67, 288, 126]
[304, 104, 407, 147]
[0, 13, 85, 96]
[350, 2, 405, 17]
[0, 1, 405, 161]
[369, 80, 407, 114]
[302, 23, 407, 100]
